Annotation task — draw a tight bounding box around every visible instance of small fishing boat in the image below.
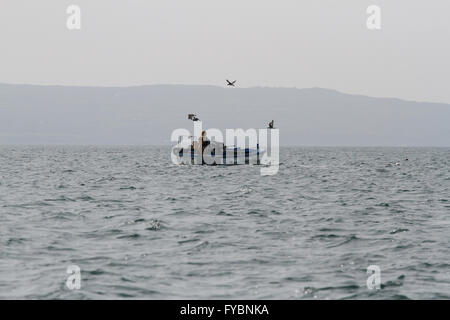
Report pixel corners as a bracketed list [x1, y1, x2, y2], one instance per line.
[174, 140, 265, 165]
[172, 114, 269, 165]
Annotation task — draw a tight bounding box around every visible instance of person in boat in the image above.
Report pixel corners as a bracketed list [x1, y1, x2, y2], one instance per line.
[192, 130, 210, 151]
[200, 130, 210, 151]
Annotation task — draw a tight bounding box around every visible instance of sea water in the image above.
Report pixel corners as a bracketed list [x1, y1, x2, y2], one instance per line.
[0, 146, 449, 299]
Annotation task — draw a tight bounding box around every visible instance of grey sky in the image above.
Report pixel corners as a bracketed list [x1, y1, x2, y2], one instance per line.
[1, 0, 449, 103]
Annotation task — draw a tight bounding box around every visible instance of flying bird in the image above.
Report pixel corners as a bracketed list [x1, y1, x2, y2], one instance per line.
[226, 80, 236, 87]
[188, 114, 200, 121]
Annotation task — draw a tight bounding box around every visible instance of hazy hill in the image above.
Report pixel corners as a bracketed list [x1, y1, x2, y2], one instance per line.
[0, 83, 449, 146]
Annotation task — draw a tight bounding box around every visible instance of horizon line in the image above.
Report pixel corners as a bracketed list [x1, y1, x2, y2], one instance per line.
[0, 144, 449, 148]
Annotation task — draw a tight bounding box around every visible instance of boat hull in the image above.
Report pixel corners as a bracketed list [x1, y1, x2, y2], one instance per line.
[174, 146, 264, 165]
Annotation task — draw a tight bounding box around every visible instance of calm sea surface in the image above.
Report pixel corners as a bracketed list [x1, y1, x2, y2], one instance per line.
[0, 146, 449, 299]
